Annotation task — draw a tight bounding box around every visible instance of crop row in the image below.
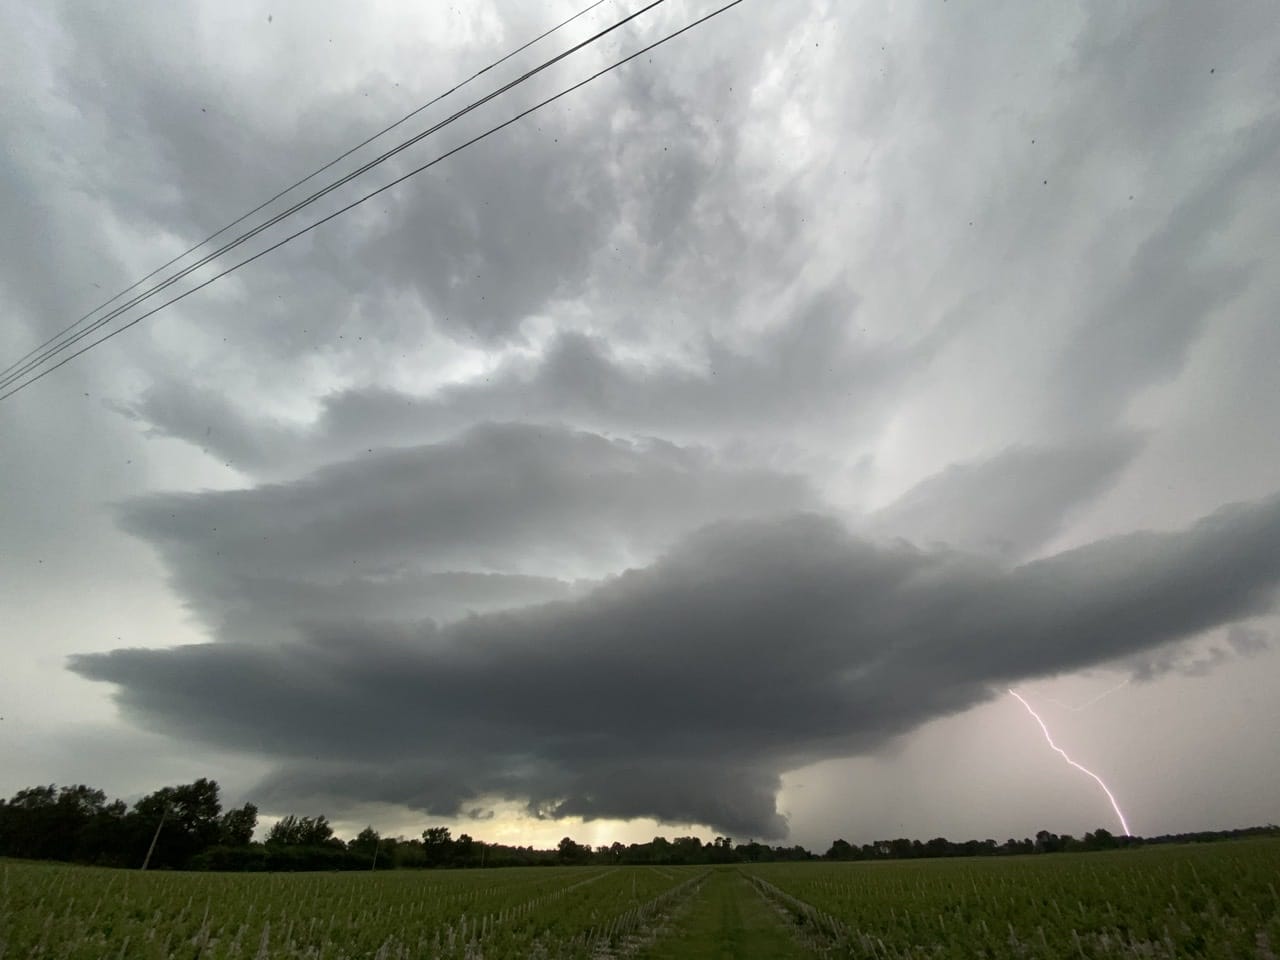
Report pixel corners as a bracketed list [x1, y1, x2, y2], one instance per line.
[744, 839, 1280, 958]
[0, 861, 706, 959]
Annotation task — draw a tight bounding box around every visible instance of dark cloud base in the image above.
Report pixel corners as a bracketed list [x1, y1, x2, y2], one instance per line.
[73, 493, 1280, 836]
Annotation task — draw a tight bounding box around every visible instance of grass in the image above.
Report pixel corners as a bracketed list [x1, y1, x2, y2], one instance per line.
[635, 867, 812, 959]
[3, 839, 1277, 957]
[745, 837, 1280, 958]
[0, 861, 696, 958]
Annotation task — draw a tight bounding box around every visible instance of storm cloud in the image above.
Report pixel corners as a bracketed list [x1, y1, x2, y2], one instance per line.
[866, 434, 1142, 560]
[74, 494, 1280, 835]
[114, 421, 815, 640]
[5, 0, 1279, 846]
[129, 284, 925, 481]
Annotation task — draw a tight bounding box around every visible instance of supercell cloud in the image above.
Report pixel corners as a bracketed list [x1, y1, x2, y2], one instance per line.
[73, 494, 1280, 835]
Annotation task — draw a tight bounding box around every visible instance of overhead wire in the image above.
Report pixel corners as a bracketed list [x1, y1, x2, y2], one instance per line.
[0, 0, 751, 403]
[2, 0, 663, 392]
[1, 0, 664, 391]
[0, 0, 616, 385]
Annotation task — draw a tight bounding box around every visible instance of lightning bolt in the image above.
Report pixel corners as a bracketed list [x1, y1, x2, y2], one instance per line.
[1008, 689, 1132, 836]
[1045, 678, 1130, 712]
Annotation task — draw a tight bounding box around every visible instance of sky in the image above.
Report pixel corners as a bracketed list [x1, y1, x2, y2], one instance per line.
[1, 0, 1278, 851]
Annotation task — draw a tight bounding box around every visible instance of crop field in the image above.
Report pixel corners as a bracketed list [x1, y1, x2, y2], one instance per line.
[3, 839, 1278, 958]
[1, 862, 704, 959]
[745, 839, 1280, 958]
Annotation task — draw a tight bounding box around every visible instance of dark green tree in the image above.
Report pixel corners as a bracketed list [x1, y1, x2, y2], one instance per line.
[219, 803, 258, 846]
[350, 826, 381, 858]
[422, 826, 453, 866]
[1084, 827, 1118, 850]
[825, 838, 855, 860]
[267, 814, 335, 847]
[453, 832, 476, 866]
[132, 778, 223, 868]
[557, 836, 587, 864]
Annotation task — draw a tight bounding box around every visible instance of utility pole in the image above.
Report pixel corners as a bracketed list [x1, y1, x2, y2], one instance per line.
[141, 803, 169, 870]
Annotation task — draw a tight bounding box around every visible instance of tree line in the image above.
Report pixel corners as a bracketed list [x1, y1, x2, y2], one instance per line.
[2, 779, 1274, 872]
[818, 826, 1280, 861]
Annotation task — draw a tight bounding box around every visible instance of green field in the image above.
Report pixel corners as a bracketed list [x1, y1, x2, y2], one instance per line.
[3, 839, 1278, 958]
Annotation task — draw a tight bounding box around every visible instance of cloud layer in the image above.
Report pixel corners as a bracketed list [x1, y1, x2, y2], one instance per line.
[114, 422, 814, 640]
[74, 493, 1280, 835]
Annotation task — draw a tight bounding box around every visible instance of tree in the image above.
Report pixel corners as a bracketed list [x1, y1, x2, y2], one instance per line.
[672, 836, 703, 864]
[1084, 827, 1118, 850]
[423, 826, 452, 846]
[649, 836, 672, 863]
[825, 838, 855, 860]
[9, 784, 58, 810]
[351, 826, 381, 857]
[219, 803, 258, 846]
[267, 815, 335, 847]
[132, 778, 224, 868]
[709, 836, 735, 863]
[1, 786, 87, 860]
[885, 838, 914, 859]
[557, 836, 586, 864]
[737, 840, 770, 862]
[924, 836, 951, 858]
[56, 785, 109, 817]
[453, 832, 476, 866]
[422, 826, 453, 866]
[349, 826, 387, 867]
[300, 815, 335, 846]
[1035, 830, 1065, 854]
[169, 779, 222, 837]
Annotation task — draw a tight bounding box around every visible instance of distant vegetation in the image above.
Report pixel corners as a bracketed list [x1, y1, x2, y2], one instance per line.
[2, 778, 1276, 873]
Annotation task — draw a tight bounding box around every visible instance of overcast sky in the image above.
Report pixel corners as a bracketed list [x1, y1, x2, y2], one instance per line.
[2, 0, 1278, 850]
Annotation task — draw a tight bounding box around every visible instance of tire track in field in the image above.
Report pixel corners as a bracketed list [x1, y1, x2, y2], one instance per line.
[573, 869, 710, 958]
[634, 869, 816, 958]
[438, 868, 706, 959]
[745, 872, 870, 957]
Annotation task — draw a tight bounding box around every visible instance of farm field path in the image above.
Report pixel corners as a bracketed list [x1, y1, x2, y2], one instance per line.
[637, 867, 813, 959]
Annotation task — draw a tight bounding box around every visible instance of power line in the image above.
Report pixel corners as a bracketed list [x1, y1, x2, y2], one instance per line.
[2, 0, 663, 393]
[0, 3, 614, 389]
[0, 0, 751, 404]
[0, 0, 747, 401]
[0, 2, 640, 394]
[2, 0, 661, 391]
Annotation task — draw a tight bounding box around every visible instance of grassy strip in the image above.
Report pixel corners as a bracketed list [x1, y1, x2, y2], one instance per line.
[636, 868, 815, 959]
